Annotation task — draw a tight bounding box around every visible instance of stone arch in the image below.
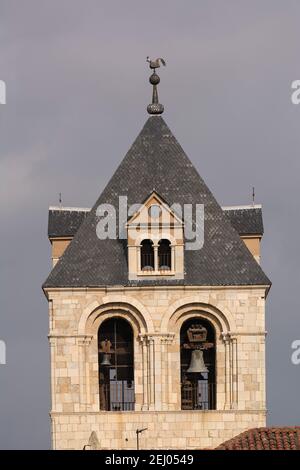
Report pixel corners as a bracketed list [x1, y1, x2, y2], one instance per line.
[87, 306, 142, 338]
[172, 308, 223, 339]
[161, 297, 235, 334]
[78, 295, 154, 336]
[134, 232, 177, 246]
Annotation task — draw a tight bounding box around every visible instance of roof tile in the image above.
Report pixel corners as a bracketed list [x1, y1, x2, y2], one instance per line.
[216, 427, 300, 450]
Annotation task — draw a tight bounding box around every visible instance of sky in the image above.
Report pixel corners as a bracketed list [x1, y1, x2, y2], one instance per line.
[0, 0, 300, 449]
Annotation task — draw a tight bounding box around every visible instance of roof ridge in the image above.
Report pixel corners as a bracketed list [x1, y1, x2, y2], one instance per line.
[49, 206, 90, 212]
[222, 204, 262, 210]
[49, 204, 263, 213]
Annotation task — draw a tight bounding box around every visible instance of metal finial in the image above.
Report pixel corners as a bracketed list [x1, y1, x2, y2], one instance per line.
[59, 192, 62, 207]
[252, 187, 255, 206]
[146, 57, 166, 115]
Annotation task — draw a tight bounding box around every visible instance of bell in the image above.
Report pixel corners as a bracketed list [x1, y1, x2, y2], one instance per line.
[187, 349, 208, 373]
[100, 353, 111, 366]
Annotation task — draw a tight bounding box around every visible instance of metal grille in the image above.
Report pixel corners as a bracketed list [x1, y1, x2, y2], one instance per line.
[100, 381, 135, 411]
[181, 380, 215, 410]
[141, 252, 154, 270]
[98, 318, 135, 411]
[158, 252, 171, 269]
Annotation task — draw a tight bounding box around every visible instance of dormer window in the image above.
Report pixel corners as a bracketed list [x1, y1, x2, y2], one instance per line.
[141, 239, 154, 271]
[158, 239, 171, 270]
[127, 191, 184, 280]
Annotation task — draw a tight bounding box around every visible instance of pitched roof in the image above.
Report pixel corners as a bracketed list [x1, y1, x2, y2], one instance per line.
[48, 207, 89, 238]
[43, 116, 271, 288]
[216, 427, 300, 450]
[48, 205, 263, 239]
[223, 206, 263, 235]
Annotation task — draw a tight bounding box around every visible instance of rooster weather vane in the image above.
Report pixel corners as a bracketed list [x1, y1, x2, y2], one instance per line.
[146, 56, 166, 115]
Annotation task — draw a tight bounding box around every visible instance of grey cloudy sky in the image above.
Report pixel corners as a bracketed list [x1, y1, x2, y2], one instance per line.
[0, 0, 300, 449]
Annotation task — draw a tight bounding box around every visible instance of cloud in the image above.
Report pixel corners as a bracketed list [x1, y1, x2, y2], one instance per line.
[1, 0, 300, 448]
[0, 146, 47, 214]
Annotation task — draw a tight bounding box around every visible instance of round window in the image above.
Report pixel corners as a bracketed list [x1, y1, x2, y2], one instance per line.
[148, 204, 161, 219]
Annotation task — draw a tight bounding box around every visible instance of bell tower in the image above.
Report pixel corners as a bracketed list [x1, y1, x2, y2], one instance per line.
[43, 59, 270, 450]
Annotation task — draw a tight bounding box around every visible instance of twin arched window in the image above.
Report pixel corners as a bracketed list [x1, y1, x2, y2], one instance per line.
[98, 316, 216, 412]
[140, 239, 171, 271]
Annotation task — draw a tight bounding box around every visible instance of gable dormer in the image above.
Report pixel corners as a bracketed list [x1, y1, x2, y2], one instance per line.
[126, 192, 184, 280]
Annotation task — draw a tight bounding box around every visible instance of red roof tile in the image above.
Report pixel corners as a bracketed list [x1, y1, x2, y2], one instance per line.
[216, 427, 300, 450]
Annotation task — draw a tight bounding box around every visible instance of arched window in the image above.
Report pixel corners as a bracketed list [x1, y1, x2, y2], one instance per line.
[158, 239, 171, 270]
[180, 318, 216, 410]
[141, 239, 154, 271]
[98, 317, 134, 411]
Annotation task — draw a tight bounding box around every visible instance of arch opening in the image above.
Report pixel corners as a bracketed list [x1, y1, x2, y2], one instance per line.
[141, 239, 154, 271]
[158, 239, 171, 270]
[98, 317, 134, 411]
[180, 317, 216, 410]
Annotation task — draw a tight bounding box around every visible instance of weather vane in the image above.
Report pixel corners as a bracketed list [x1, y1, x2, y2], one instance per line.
[146, 56, 166, 115]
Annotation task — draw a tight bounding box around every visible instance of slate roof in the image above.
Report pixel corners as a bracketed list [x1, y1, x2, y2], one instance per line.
[48, 207, 89, 238]
[216, 427, 300, 450]
[48, 206, 264, 239]
[43, 116, 271, 288]
[223, 206, 263, 235]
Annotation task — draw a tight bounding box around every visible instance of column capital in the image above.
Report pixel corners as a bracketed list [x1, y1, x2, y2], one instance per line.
[48, 336, 57, 346]
[77, 335, 93, 347]
[160, 333, 175, 345]
[221, 332, 237, 342]
[139, 333, 175, 345]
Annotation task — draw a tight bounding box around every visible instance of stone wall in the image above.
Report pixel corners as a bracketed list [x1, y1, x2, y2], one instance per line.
[46, 285, 267, 449]
[51, 410, 266, 450]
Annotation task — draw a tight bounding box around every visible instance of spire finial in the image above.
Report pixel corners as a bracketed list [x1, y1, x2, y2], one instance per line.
[146, 56, 166, 115]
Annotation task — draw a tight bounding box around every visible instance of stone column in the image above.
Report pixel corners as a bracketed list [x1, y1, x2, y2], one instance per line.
[231, 336, 238, 408]
[160, 334, 175, 410]
[153, 245, 159, 271]
[223, 333, 238, 410]
[49, 299, 54, 332]
[140, 335, 149, 410]
[229, 335, 233, 406]
[139, 333, 175, 411]
[49, 336, 57, 412]
[50, 414, 57, 450]
[171, 245, 175, 271]
[78, 336, 93, 411]
[223, 333, 231, 410]
[148, 336, 156, 409]
[137, 245, 141, 272]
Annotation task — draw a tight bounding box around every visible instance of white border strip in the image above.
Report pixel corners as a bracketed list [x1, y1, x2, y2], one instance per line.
[222, 204, 262, 211]
[49, 206, 91, 212]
